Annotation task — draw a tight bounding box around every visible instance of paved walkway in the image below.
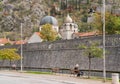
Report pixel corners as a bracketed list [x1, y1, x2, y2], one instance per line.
[0, 70, 111, 84]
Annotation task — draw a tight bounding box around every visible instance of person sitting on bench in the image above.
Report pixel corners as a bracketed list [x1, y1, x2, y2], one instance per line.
[74, 64, 80, 77]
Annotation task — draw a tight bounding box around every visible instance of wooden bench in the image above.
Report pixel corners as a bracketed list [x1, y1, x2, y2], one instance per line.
[70, 69, 83, 77]
[51, 68, 60, 73]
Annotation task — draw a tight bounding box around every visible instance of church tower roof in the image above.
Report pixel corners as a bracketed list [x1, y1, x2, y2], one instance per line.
[40, 16, 58, 26]
[64, 14, 73, 23]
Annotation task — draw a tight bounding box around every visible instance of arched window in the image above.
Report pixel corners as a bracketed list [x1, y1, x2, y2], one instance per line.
[70, 24, 72, 30]
[64, 24, 67, 26]
[64, 24, 67, 30]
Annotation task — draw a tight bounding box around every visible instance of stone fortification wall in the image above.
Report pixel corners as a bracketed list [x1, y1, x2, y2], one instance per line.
[1, 35, 120, 72]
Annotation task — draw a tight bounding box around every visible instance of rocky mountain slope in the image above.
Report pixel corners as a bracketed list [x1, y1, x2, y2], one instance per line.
[0, 0, 48, 40]
[0, 0, 120, 41]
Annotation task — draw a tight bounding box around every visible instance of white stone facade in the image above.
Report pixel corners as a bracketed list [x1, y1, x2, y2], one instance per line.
[27, 32, 43, 43]
[59, 14, 78, 40]
[39, 15, 78, 40]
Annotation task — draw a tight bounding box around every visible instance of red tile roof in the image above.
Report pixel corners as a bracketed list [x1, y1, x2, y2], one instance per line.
[14, 40, 26, 45]
[35, 32, 42, 37]
[0, 38, 10, 44]
[74, 31, 98, 37]
[35, 32, 40, 35]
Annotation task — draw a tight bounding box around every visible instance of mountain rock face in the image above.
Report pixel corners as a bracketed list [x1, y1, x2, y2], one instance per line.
[0, 0, 48, 40]
[0, 0, 120, 40]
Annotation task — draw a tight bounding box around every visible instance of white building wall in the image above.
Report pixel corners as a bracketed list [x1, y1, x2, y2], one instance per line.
[28, 33, 43, 43]
[52, 25, 59, 32]
[60, 23, 77, 40]
[59, 15, 79, 40]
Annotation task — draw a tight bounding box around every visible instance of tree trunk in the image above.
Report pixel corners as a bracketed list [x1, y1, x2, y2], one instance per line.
[87, 0, 90, 4]
[0, 59, 5, 69]
[9, 60, 12, 70]
[79, 0, 81, 10]
[66, 0, 68, 9]
[88, 57, 91, 78]
[76, 0, 77, 10]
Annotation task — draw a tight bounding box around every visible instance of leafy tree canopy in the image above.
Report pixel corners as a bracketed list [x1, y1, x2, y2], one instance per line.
[106, 13, 120, 34]
[40, 24, 58, 41]
[0, 1, 3, 12]
[0, 48, 21, 61]
[79, 42, 103, 58]
[93, 13, 120, 34]
[79, 41, 103, 78]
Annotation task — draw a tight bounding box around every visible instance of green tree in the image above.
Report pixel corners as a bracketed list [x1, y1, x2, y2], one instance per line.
[87, 0, 90, 4]
[5, 43, 11, 46]
[40, 24, 58, 41]
[79, 42, 103, 78]
[0, 48, 21, 68]
[93, 13, 120, 34]
[0, 1, 3, 12]
[93, 13, 103, 33]
[106, 13, 120, 34]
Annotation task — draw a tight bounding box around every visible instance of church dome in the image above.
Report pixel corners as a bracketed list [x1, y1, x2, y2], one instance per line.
[40, 16, 58, 26]
[65, 14, 73, 23]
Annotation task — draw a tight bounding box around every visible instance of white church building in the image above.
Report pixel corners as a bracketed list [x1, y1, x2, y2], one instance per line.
[27, 14, 97, 43]
[39, 14, 79, 40]
[59, 14, 78, 39]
